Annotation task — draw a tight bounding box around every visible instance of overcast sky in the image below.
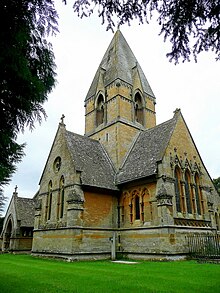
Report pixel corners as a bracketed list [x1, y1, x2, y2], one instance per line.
[3, 2, 220, 214]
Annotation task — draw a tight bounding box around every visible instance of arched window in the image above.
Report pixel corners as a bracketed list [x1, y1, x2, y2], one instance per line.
[135, 195, 140, 220]
[174, 166, 181, 212]
[60, 176, 65, 218]
[96, 94, 104, 126]
[194, 172, 202, 215]
[185, 170, 192, 214]
[134, 92, 144, 126]
[195, 172, 205, 215]
[48, 181, 52, 220]
[215, 213, 219, 230]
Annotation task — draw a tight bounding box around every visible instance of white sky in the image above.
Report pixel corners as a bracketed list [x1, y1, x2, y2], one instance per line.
[3, 2, 220, 214]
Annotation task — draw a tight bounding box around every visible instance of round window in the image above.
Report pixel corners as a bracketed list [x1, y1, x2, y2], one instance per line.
[53, 156, 61, 173]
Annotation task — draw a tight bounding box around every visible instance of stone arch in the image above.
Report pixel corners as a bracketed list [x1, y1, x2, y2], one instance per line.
[134, 91, 144, 126]
[3, 216, 13, 251]
[96, 93, 105, 126]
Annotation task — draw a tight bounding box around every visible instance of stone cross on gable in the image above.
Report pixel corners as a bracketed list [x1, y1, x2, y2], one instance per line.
[61, 114, 65, 124]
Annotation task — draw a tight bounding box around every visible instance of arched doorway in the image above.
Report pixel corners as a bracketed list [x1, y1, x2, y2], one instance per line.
[3, 218, 13, 251]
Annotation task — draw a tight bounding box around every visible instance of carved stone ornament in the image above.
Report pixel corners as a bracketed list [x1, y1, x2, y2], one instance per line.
[156, 184, 173, 206]
[67, 185, 84, 204]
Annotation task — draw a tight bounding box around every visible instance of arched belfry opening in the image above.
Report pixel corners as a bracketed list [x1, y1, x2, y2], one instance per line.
[96, 94, 105, 126]
[134, 92, 144, 126]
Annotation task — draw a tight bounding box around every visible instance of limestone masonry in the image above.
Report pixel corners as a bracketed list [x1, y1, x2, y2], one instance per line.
[1, 30, 219, 260]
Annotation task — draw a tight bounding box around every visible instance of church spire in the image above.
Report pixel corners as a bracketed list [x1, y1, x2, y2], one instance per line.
[85, 30, 155, 101]
[84, 30, 156, 169]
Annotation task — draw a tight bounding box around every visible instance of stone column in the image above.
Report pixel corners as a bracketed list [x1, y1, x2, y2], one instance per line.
[66, 185, 84, 227]
[156, 184, 174, 226]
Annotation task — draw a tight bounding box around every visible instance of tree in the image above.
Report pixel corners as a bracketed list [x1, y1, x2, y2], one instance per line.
[68, 0, 220, 63]
[213, 177, 220, 195]
[0, 189, 7, 217]
[0, 0, 58, 187]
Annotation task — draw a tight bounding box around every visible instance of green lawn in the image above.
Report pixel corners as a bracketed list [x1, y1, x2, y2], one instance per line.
[0, 254, 219, 293]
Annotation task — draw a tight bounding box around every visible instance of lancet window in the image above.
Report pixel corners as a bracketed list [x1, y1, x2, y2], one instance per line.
[47, 180, 53, 220]
[185, 170, 192, 214]
[194, 172, 204, 215]
[96, 94, 105, 126]
[174, 166, 182, 213]
[134, 92, 144, 126]
[60, 176, 65, 218]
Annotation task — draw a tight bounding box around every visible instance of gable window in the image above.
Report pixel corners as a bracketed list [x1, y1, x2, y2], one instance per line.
[48, 181, 53, 220]
[60, 176, 65, 218]
[174, 166, 182, 213]
[96, 94, 105, 126]
[134, 92, 144, 126]
[194, 173, 204, 215]
[185, 170, 192, 214]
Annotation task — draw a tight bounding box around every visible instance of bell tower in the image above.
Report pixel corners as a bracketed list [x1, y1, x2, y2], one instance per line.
[84, 30, 156, 169]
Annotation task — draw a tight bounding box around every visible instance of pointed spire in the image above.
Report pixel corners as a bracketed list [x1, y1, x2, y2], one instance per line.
[85, 30, 155, 101]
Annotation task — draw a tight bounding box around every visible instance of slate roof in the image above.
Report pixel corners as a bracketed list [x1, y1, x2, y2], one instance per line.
[85, 30, 155, 101]
[16, 197, 35, 227]
[116, 116, 177, 184]
[66, 131, 117, 190]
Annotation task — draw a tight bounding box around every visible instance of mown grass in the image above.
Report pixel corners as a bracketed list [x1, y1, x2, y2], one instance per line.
[0, 254, 219, 292]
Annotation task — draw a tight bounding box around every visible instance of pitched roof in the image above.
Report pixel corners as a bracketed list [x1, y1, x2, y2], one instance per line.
[85, 30, 155, 101]
[16, 197, 35, 227]
[66, 131, 117, 190]
[116, 116, 177, 184]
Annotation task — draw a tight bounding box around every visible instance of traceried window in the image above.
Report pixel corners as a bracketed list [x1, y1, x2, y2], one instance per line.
[134, 92, 144, 126]
[48, 180, 53, 220]
[174, 166, 182, 213]
[96, 94, 105, 126]
[194, 172, 204, 215]
[185, 170, 192, 214]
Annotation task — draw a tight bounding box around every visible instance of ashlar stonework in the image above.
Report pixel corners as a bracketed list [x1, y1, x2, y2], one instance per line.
[2, 30, 219, 259]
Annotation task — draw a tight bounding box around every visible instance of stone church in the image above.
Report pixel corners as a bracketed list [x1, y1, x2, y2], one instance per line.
[2, 30, 220, 259]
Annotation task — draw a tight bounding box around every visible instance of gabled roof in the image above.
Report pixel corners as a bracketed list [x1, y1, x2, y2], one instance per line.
[16, 197, 35, 227]
[85, 30, 155, 101]
[116, 116, 177, 184]
[66, 131, 118, 191]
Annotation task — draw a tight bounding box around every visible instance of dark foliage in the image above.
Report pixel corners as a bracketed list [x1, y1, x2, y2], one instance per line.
[0, 0, 58, 187]
[66, 0, 220, 63]
[213, 177, 220, 195]
[0, 189, 7, 217]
